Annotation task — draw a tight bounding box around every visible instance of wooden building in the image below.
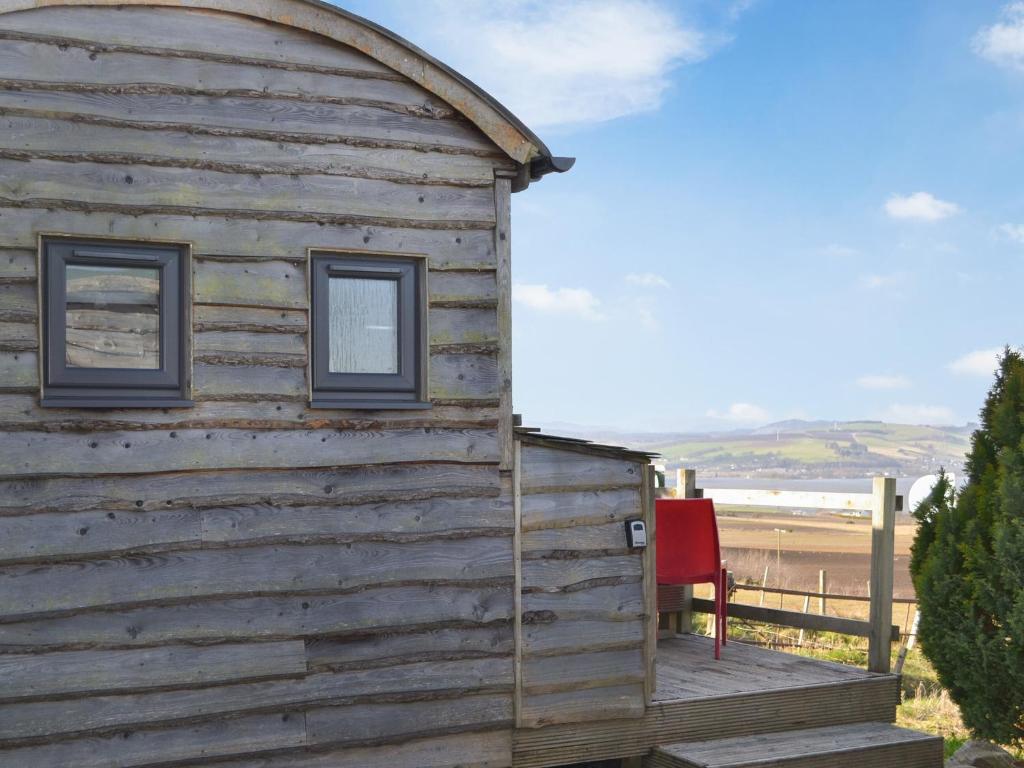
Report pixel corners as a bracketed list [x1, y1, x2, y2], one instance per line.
[0, 2, 941, 767]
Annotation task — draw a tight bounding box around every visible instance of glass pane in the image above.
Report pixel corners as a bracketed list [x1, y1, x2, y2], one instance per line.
[328, 277, 398, 374]
[65, 264, 160, 369]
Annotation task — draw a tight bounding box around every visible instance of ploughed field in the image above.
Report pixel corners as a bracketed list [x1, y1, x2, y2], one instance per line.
[716, 512, 917, 600]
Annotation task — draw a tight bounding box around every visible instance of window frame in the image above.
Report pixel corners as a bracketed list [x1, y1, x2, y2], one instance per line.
[39, 235, 192, 408]
[308, 250, 429, 410]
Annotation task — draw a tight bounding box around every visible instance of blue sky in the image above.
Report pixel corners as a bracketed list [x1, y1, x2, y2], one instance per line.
[342, 0, 1024, 431]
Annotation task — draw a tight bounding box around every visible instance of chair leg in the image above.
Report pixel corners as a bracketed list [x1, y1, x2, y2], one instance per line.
[713, 573, 722, 660]
[721, 566, 728, 646]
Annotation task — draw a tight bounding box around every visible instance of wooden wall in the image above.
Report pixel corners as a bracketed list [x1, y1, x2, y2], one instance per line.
[0, 5, 518, 766]
[516, 437, 650, 730]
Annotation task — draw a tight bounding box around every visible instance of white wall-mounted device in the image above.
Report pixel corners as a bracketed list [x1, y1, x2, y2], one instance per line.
[625, 519, 647, 548]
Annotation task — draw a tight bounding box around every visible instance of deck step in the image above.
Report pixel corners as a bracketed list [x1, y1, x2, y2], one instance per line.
[645, 722, 943, 768]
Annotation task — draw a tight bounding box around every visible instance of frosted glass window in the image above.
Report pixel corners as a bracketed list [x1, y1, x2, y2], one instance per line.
[65, 264, 160, 369]
[328, 277, 398, 374]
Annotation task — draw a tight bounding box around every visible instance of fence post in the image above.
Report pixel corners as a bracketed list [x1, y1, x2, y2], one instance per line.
[818, 569, 827, 615]
[673, 468, 697, 634]
[868, 476, 897, 673]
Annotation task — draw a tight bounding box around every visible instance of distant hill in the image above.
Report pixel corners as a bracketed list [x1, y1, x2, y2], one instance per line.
[545, 419, 973, 478]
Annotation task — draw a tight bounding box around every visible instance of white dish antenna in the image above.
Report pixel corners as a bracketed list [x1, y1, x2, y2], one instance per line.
[908, 473, 955, 512]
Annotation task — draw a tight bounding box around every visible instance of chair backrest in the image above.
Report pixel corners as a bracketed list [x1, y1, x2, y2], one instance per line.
[656, 498, 721, 585]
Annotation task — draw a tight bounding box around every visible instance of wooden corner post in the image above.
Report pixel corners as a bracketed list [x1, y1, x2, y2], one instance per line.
[675, 469, 696, 634]
[868, 476, 897, 673]
[642, 463, 657, 701]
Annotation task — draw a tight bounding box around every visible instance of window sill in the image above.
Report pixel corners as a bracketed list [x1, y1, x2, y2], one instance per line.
[40, 397, 195, 409]
[309, 399, 433, 411]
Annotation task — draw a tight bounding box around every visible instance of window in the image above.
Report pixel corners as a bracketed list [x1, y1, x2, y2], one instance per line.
[310, 251, 427, 409]
[40, 237, 190, 407]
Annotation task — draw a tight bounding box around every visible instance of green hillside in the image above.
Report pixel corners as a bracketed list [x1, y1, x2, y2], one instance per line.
[614, 420, 972, 478]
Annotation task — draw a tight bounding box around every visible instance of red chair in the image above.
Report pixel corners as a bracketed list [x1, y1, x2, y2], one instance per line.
[656, 498, 728, 659]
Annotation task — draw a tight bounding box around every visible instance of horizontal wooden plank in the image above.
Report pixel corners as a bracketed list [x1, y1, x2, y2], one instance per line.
[193, 261, 497, 310]
[0, 507, 201, 564]
[0, 495, 511, 565]
[521, 648, 645, 695]
[194, 331, 306, 365]
[193, 351, 499, 401]
[208, 729, 512, 768]
[0, 657, 512, 741]
[522, 618, 645, 657]
[0, 394, 498, 430]
[0, 89, 496, 154]
[0, 710, 306, 768]
[0, 462, 502, 514]
[0, 282, 35, 321]
[0, 321, 36, 351]
[521, 445, 643, 493]
[0, 6, 399, 75]
[0, 39, 451, 112]
[690, 598, 900, 640]
[429, 352, 499, 401]
[519, 683, 645, 729]
[0, 159, 496, 224]
[202, 495, 512, 544]
[193, 306, 307, 333]
[429, 306, 498, 345]
[306, 624, 513, 671]
[522, 556, 643, 591]
[0, 538, 513, 620]
[522, 582, 645, 622]
[521, 488, 642, 532]
[0, 427, 498, 477]
[193, 363, 305, 400]
[430, 270, 497, 304]
[0, 250, 34, 280]
[522, 521, 630, 554]
[0, 113, 504, 186]
[0, 640, 306, 701]
[0, 351, 36, 390]
[701, 487, 876, 512]
[194, 260, 305, 309]
[0, 583, 514, 650]
[0, 207, 497, 269]
[307, 692, 512, 747]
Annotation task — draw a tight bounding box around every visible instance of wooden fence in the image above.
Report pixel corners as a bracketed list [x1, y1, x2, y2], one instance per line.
[659, 469, 901, 674]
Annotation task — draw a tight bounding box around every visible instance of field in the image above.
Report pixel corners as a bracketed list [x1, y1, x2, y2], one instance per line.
[716, 511, 917, 597]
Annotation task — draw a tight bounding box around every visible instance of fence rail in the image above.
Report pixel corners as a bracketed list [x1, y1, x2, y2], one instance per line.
[659, 469, 901, 674]
[732, 583, 918, 605]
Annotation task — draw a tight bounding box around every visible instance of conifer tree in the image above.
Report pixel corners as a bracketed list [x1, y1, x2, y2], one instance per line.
[910, 348, 1024, 745]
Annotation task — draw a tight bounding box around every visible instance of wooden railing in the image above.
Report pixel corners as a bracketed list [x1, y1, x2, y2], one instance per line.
[659, 469, 901, 673]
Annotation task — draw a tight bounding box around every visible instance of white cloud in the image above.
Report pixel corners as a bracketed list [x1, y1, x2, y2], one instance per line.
[857, 374, 912, 390]
[948, 348, 1002, 377]
[820, 243, 859, 258]
[513, 282, 603, 320]
[625, 272, 671, 288]
[859, 273, 904, 290]
[390, 1, 709, 128]
[705, 402, 771, 425]
[1000, 223, 1024, 243]
[884, 192, 960, 222]
[883, 404, 958, 426]
[973, 2, 1024, 72]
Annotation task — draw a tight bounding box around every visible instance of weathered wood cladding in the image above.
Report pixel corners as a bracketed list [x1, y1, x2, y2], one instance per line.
[516, 438, 650, 730]
[0, 4, 518, 767]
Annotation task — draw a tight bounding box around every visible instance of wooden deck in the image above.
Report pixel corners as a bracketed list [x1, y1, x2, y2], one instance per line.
[512, 635, 899, 768]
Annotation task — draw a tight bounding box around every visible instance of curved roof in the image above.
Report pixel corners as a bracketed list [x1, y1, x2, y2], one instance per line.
[0, 0, 573, 185]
